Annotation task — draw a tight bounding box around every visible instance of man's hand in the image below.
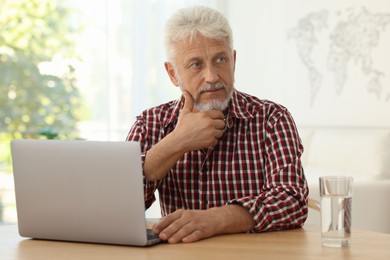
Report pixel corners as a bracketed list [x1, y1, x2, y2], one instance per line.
[143, 91, 226, 181]
[172, 91, 225, 152]
[153, 209, 219, 244]
[152, 205, 255, 244]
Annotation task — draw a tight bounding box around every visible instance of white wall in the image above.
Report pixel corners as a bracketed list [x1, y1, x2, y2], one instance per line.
[147, 0, 390, 219]
[228, 0, 390, 127]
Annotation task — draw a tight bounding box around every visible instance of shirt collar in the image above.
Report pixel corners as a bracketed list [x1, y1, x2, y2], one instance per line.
[225, 89, 255, 129]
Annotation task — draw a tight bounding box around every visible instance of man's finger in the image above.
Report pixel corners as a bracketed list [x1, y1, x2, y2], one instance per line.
[206, 110, 224, 120]
[166, 222, 195, 243]
[214, 119, 225, 130]
[181, 91, 194, 113]
[214, 129, 224, 139]
[154, 211, 193, 242]
[153, 209, 183, 234]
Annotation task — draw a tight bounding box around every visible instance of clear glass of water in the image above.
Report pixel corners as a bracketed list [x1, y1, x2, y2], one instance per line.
[319, 176, 353, 247]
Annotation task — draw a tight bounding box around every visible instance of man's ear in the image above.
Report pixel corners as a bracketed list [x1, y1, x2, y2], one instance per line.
[233, 50, 237, 73]
[164, 62, 180, 86]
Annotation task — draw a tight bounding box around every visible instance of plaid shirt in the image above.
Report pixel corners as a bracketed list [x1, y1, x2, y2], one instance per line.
[127, 89, 308, 232]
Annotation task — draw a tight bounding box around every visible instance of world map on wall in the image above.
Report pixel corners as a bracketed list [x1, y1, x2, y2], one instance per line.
[288, 7, 390, 106]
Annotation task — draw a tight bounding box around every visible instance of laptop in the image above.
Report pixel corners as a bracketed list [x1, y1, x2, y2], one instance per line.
[11, 139, 161, 246]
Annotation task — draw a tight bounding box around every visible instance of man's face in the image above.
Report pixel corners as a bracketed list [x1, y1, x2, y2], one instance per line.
[165, 35, 236, 112]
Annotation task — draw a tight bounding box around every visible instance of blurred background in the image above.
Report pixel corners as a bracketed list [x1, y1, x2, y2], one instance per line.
[1, 0, 389, 224]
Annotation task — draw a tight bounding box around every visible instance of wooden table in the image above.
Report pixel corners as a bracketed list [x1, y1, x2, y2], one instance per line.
[1, 224, 390, 259]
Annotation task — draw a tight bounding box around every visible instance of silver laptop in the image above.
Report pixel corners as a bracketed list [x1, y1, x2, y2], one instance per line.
[11, 139, 161, 246]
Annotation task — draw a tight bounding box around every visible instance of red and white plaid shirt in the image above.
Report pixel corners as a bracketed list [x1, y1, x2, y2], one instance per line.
[127, 89, 308, 232]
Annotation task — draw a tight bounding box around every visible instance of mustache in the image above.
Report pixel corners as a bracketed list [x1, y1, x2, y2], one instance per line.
[197, 82, 226, 96]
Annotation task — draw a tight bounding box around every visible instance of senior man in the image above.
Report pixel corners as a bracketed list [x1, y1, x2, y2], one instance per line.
[127, 5, 308, 244]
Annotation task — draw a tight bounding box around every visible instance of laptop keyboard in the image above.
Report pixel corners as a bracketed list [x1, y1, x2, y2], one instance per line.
[147, 229, 160, 240]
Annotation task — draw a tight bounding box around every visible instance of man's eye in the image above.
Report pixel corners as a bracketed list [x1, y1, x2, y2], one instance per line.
[191, 62, 202, 69]
[216, 57, 226, 63]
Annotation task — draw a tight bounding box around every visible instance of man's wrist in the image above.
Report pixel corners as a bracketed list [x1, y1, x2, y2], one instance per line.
[143, 133, 187, 181]
[166, 130, 187, 154]
[208, 204, 254, 235]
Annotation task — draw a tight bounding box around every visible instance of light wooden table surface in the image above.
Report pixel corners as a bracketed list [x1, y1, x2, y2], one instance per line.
[1, 224, 390, 260]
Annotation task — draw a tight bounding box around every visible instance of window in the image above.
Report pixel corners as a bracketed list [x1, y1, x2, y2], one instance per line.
[0, 0, 226, 224]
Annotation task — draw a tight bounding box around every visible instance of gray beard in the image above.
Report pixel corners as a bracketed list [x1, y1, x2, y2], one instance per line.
[195, 91, 232, 112]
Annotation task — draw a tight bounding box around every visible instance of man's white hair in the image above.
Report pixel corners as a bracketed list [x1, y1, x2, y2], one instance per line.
[164, 5, 233, 62]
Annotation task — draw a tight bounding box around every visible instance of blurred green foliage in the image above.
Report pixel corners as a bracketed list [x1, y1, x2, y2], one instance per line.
[0, 0, 85, 171]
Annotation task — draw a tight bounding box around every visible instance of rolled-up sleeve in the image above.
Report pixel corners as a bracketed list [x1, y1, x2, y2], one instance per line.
[228, 108, 308, 232]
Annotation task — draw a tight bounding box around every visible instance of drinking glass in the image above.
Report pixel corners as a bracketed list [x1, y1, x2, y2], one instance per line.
[319, 176, 353, 247]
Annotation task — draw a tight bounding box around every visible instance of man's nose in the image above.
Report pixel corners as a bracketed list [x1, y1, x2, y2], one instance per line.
[204, 65, 219, 84]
